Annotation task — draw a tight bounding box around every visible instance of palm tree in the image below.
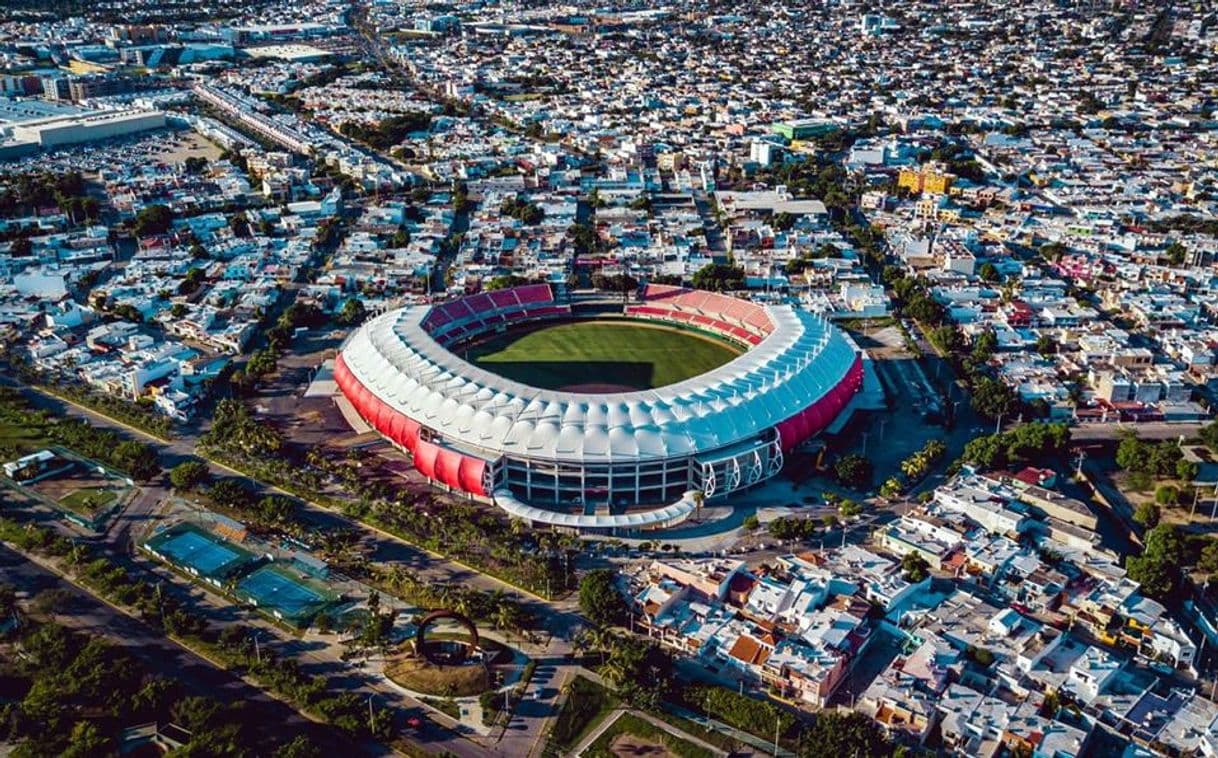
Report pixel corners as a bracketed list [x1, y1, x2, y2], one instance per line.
[692, 490, 705, 521]
[587, 627, 617, 667]
[493, 603, 522, 640]
[572, 630, 591, 661]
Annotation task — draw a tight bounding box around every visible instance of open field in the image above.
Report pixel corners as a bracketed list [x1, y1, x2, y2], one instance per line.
[586, 713, 715, 758]
[0, 419, 50, 458]
[467, 320, 741, 392]
[58, 486, 119, 515]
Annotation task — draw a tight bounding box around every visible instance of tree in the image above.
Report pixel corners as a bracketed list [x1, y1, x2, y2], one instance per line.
[1198, 541, 1218, 575]
[1177, 459, 1200, 483]
[1165, 241, 1188, 266]
[691, 263, 746, 292]
[880, 477, 903, 499]
[169, 461, 210, 491]
[839, 499, 863, 519]
[742, 514, 760, 531]
[335, 298, 367, 327]
[578, 569, 626, 627]
[0, 582, 16, 618]
[834, 453, 873, 488]
[1035, 333, 1056, 357]
[798, 711, 892, 757]
[484, 274, 528, 291]
[1154, 486, 1179, 507]
[171, 695, 223, 732]
[1039, 241, 1068, 261]
[1116, 434, 1146, 471]
[978, 262, 1001, 283]
[1126, 524, 1186, 599]
[1201, 420, 1218, 453]
[183, 156, 209, 174]
[901, 552, 930, 583]
[971, 330, 998, 363]
[208, 478, 252, 509]
[929, 325, 963, 355]
[62, 721, 112, 758]
[972, 376, 1016, 420]
[113, 440, 160, 480]
[133, 204, 173, 237]
[274, 735, 324, 758]
[228, 212, 252, 238]
[1134, 502, 1161, 528]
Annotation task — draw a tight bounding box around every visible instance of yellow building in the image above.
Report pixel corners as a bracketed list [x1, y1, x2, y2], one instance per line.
[898, 165, 956, 195]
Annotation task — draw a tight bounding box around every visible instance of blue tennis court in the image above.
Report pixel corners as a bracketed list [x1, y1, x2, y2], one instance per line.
[238, 565, 332, 624]
[155, 529, 243, 575]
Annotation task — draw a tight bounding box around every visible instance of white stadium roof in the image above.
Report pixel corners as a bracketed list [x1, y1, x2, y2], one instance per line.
[339, 304, 858, 464]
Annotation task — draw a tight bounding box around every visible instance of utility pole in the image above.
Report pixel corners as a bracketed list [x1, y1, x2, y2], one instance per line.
[774, 714, 781, 757]
[368, 694, 375, 731]
[995, 412, 1004, 435]
[254, 632, 261, 664]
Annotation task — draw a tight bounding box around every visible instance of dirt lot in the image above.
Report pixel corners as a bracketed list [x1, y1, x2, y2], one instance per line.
[26, 461, 116, 503]
[149, 129, 224, 164]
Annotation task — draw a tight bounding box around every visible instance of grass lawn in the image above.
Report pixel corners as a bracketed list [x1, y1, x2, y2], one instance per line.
[419, 696, 460, 720]
[385, 654, 491, 697]
[650, 709, 745, 754]
[58, 486, 119, 515]
[467, 320, 741, 391]
[0, 419, 50, 458]
[545, 676, 618, 756]
[586, 713, 715, 758]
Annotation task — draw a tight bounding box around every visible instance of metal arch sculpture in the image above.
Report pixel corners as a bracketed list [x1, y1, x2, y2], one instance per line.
[414, 609, 480, 664]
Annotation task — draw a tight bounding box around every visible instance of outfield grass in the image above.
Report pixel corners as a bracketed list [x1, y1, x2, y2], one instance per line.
[467, 320, 741, 391]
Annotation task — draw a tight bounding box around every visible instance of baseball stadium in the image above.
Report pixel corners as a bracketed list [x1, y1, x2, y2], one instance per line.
[333, 284, 863, 532]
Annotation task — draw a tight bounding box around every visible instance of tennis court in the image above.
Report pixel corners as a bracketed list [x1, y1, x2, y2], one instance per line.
[237, 565, 334, 626]
[146, 525, 253, 578]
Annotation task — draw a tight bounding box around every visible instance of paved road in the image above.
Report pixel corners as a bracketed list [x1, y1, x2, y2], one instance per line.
[0, 543, 363, 754]
[9, 380, 579, 756]
[10, 381, 585, 630]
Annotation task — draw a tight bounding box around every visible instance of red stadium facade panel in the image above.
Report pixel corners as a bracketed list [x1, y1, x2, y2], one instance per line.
[333, 353, 488, 498]
[776, 353, 865, 452]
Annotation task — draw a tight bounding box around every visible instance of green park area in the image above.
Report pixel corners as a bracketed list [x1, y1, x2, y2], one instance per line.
[58, 486, 119, 517]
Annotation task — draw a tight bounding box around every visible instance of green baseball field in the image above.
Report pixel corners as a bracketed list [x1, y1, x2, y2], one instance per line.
[465, 320, 742, 392]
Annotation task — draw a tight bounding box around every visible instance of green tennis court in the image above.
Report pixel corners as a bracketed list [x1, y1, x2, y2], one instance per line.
[237, 565, 334, 626]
